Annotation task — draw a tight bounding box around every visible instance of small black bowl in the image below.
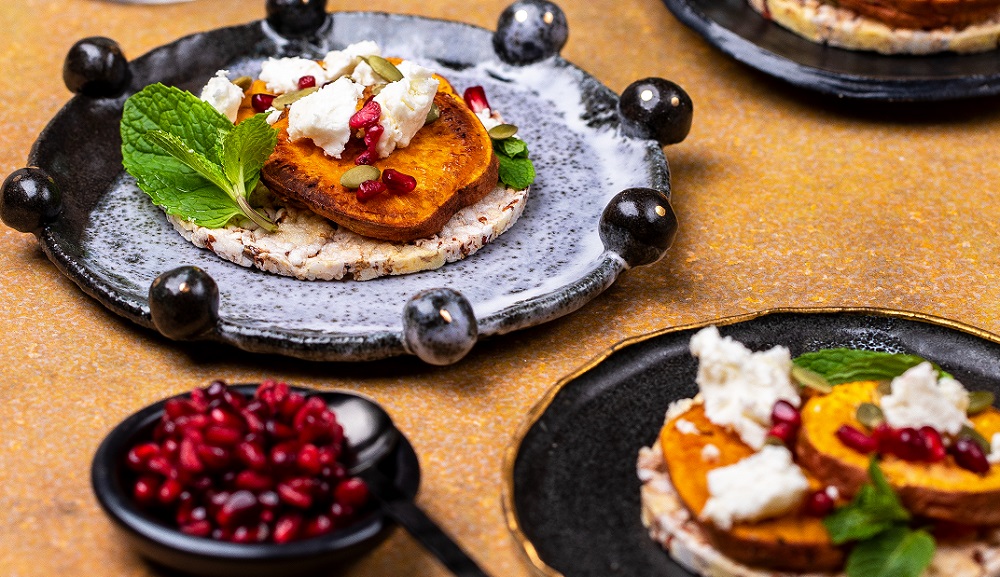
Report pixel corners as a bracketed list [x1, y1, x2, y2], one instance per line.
[91, 385, 420, 577]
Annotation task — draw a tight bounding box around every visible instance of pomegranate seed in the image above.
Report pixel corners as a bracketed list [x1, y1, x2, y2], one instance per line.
[836, 425, 878, 454]
[354, 149, 376, 166]
[329, 502, 354, 524]
[770, 400, 801, 429]
[297, 75, 316, 90]
[303, 514, 333, 538]
[133, 476, 160, 505]
[872, 422, 895, 452]
[236, 441, 268, 470]
[165, 399, 195, 420]
[216, 490, 260, 529]
[196, 444, 230, 470]
[235, 470, 274, 492]
[180, 519, 212, 537]
[126, 442, 160, 471]
[463, 85, 490, 113]
[241, 409, 265, 434]
[297, 444, 322, 476]
[205, 381, 227, 400]
[222, 388, 247, 409]
[266, 419, 296, 440]
[294, 397, 327, 430]
[158, 478, 184, 505]
[251, 93, 275, 112]
[363, 124, 384, 149]
[919, 426, 947, 462]
[259, 490, 280, 510]
[953, 437, 991, 474]
[277, 482, 314, 509]
[280, 393, 307, 422]
[204, 424, 242, 446]
[383, 169, 417, 194]
[209, 408, 244, 430]
[891, 427, 928, 461]
[189, 388, 209, 411]
[349, 100, 382, 130]
[322, 463, 346, 482]
[766, 421, 796, 446]
[270, 441, 299, 470]
[803, 489, 835, 517]
[357, 179, 388, 201]
[273, 513, 303, 544]
[334, 478, 369, 508]
[179, 438, 204, 473]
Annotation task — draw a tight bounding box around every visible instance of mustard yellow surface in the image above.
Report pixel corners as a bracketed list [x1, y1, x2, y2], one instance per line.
[5, 1, 1000, 576]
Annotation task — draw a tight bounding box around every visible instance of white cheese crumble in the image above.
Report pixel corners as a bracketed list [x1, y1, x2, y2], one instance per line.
[825, 485, 840, 501]
[476, 108, 502, 131]
[881, 362, 970, 436]
[689, 326, 799, 449]
[323, 40, 381, 80]
[991, 433, 1000, 465]
[199, 70, 244, 123]
[700, 445, 809, 530]
[675, 419, 699, 435]
[665, 397, 695, 421]
[701, 443, 721, 463]
[259, 57, 329, 95]
[372, 60, 439, 158]
[287, 77, 365, 158]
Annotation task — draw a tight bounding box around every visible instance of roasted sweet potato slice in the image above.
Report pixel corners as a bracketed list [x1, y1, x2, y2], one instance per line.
[797, 380, 1000, 525]
[659, 404, 845, 572]
[254, 75, 498, 242]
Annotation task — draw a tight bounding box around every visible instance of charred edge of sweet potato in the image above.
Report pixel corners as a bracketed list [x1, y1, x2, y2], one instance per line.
[835, 0, 1000, 29]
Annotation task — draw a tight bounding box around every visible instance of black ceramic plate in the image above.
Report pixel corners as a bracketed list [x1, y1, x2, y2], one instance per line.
[20, 10, 671, 362]
[662, 0, 1000, 100]
[503, 308, 1000, 576]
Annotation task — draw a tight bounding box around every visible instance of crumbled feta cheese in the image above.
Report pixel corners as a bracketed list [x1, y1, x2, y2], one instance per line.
[700, 446, 809, 530]
[259, 57, 329, 95]
[881, 362, 970, 436]
[199, 70, 244, 123]
[689, 326, 799, 449]
[990, 433, 1000, 465]
[287, 77, 365, 158]
[350, 60, 383, 88]
[825, 485, 839, 501]
[675, 419, 698, 435]
[372, 60, 439, 158]
[665, 397, 695, 421]
[701, 443, 721, 463]
[265, 109, 282, 125]
[476, 108, 502, 131]
[323, 40, 381, 80]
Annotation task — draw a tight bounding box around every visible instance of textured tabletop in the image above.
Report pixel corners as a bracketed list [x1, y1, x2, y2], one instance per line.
[4, 0, 1000, 576]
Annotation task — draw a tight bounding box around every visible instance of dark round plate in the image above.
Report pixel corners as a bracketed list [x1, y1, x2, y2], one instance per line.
[661, 0, 1000, 100]
[20, 10, 670, 362]
[503, 308, 1000, 576]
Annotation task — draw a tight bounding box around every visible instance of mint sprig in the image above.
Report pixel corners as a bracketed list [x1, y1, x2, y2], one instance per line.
[824, 457, 934, 577]
[793, 349, 949, 385]
[121, 83, 278, 232]
[493, 136, 535, 190]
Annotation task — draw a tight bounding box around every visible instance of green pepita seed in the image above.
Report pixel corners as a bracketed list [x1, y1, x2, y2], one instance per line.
[968, 391, 995, 415]
[855, 403, 885, 429]
[272, 86, 319, 111]
[363, 55, 403, 82]
[488, 123, 519, 140]
[960, 425, 992, 454]
[876, 381, 893, 396]
[233, 76, 253, 92]
[790, 365, 833, 394]
[425, 103, 440, 125]
[340, 165, 381, 189]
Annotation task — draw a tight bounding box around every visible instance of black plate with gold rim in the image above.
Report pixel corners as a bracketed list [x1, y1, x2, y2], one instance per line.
[503, 308, 1000, 576]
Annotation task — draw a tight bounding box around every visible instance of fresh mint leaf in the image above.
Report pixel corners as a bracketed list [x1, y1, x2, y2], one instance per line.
[824, 457, 910, 544]
[493, 137, 535, 189]
[498, 154, 535, 190]
[845, 527, 934, 577]
[121, 83, 277, 232]
[793, 349, 948, 385]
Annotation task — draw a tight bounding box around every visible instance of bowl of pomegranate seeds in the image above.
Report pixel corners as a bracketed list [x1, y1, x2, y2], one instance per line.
[91, 380, 419, 576]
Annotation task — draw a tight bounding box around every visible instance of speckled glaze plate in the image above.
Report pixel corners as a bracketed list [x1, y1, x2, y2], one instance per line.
[15, 8, 674, 362]
[662, 0, 1000, 100]
[503, 308, 1000, 576]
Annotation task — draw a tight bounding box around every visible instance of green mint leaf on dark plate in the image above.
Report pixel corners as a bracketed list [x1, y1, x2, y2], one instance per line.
[121, 83, 277, 232]
[793, 349, 948, 385]
[493, 137, 535, 189]
[845, 526, 934, 577]
[824, 457, 910, 544]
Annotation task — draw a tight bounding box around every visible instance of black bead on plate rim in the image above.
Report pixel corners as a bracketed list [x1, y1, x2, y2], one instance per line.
[3, 2, 689, 364]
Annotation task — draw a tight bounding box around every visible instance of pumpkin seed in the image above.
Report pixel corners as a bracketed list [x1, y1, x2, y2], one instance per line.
[488, 123, 519, 140]
[876, 381, 893, 396]
[790, 365, 832, 394]
[968, 391, 995, 415]
[425, 103, 440, 125]
[960, 425, 992, 454]
[340, 165, 381, 189]
[271, 86, 319, 111]
[363, 55, 403, 82]
[233, 76, 253, 92]
[855, 403, 885, 429]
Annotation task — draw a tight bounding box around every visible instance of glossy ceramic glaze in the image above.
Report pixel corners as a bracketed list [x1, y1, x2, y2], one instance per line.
[19, 10, 673, 362]
[662, 0, 1000, 100]
[504, 309, 1000, 577]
